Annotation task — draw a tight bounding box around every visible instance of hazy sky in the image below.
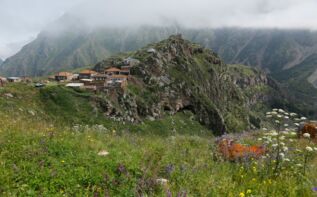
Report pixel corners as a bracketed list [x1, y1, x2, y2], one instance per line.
[0, 0, 316, 59]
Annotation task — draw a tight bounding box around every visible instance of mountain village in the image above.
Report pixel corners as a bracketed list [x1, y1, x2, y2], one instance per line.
[0, 56, 139, 92]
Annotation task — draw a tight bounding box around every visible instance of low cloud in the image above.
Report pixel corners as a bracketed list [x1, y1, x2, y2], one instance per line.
[1, 0, 317, 59]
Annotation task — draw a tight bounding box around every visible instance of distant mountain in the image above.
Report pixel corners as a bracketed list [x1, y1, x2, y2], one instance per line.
[0, 59, 3, 66]
[2, 24, 317, 90]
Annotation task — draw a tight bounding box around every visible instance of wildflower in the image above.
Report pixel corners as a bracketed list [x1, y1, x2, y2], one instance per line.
[263, 128, 268, 131]
[314, 147, 317, 151]
[246, 189, 252, 194]
[61, 160, 65, 163]
[289, 139, 294, 142]
[306, 147, 313, 152]
[277, 115, 283, 118]
[282, 147, 288, 152]
[279, 153, 285, 158]
[271, 132, 278, 136]
[303, 133, 311, 138]
[252, 178, 256, 182]
[272, 144, 278, 148]
[283, 158, 290, 162]
[258, 138, 262, 141]
[98, 150, 109, 156]
[301, 117, 307, 120]
[284, 124, 289, 127]
[156, 178, 168, 185]
[266, 115, 272, 118]
[275, 120, 280, 124]
[278, 109, 284, 113]
[313, 187, 317, 192]
[239, 192, 245, 197]
[280, 142, 285, 146]
[271, 111, 278, 115]
[284, 116, 289, 119]
[290, 113, 297, 117]
[294, 123, 300, 127]
[296, 164, 303, 167]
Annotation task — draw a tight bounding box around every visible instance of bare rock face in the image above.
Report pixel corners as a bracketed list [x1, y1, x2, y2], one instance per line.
[93, 35, 281, 135]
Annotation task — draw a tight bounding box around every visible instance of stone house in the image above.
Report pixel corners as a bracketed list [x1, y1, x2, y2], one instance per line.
[55, 72, 73, 81]
[104, 67, 121, 76]
[79, 70, 98, 79]
[7, 77, 22, 83]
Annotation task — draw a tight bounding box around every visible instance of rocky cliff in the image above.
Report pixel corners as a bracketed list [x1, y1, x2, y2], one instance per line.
[92, 35, 284, 135]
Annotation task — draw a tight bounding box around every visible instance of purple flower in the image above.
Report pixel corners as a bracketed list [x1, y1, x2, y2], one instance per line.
[313, 187, 317, 192]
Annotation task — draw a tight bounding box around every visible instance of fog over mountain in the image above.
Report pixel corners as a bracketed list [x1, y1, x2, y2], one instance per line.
[1, 0, 317, 59]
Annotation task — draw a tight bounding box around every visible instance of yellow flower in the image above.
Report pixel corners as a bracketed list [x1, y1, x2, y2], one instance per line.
[246, 189, 252, 194]
[61, 160, 65, 163]
[239, 192, 245, 197]
[252, 178, 256, 182]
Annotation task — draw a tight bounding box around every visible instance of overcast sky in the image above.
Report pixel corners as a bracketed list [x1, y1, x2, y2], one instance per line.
[0, 0, 317, 60]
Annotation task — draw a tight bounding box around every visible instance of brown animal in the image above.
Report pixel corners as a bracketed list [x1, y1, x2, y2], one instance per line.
[217, 138, 266, 161]
[300, 123, 317, 140]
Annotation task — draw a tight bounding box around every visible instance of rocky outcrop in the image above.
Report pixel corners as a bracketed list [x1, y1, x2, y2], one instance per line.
[93, 35, 279, 135]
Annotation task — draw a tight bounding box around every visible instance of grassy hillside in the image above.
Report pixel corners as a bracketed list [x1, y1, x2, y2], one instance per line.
[0, 83, 317, 196]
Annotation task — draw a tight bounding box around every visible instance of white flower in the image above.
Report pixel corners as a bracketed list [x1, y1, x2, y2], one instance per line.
[278, 109, 285, 113]
[289, 139, 294, 142]
[314, 147, 317, 151]
[266, 112, 271, 115]
[306, 147, 313, 152]
[258, 138, 262, 141]
[266, 115, 272, 118]
[97, 150, 109, 156]
[300, 117, 307, 120]
[284, 116, 289, 119]
[273, 108, 278, 111]
[279, 153, 285, 158]
[156, 178, 168, 185]
[284, 124, 289, 127]
[277, 115, 283, 118]
[279, 136, 286, 140]
[280, 142, 285, 146]
[272, 144, 278, 148]
[290, 113, 297, 117]
[271, 111, 278, 115]
[296, 164, 303, 167]
[271, 132, 278, 136]
[282, 147, 288, 152]
[263, 128, 268, 131]
[294, 123, 300, 127]
[283, 158, 290, 162]
[303, 133, 310, 138]
[275, 120, 280, 124]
